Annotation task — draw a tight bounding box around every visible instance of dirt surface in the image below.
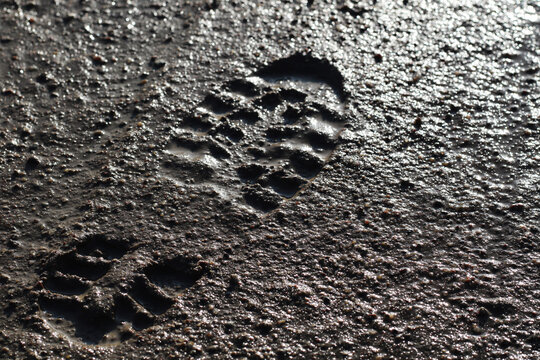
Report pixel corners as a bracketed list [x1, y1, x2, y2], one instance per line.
[1, 0, 539, 359]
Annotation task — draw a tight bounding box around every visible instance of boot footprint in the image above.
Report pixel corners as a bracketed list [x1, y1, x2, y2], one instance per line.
[37, 236, 207, 345]
[162, 53, 349, 211]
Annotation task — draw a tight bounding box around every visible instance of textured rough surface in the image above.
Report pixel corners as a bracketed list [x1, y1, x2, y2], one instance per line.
[0, 0, 539, 359]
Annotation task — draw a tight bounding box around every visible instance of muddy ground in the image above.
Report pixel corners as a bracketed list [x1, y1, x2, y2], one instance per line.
[0, 0, 539, 359]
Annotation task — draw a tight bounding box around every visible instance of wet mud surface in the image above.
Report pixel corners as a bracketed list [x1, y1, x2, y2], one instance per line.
[0, 0, 539, 359]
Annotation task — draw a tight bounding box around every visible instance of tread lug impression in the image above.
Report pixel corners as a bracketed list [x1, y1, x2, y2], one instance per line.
[161, 53, 349, 212]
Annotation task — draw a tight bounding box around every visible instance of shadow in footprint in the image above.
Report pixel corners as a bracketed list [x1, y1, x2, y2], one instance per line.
[129, 276, 174, 315]
[129, 256, 209, 315]
[267, 170, 307, 198]
[39, 295, 117, 345]
[145, 256, 207, 290]
[255, 52, 348, 101]
[50, 253, 111, 281]
[76, 234, 129, 260]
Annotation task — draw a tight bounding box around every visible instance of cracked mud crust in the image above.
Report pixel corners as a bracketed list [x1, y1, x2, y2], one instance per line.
[0, 0, 539, 359]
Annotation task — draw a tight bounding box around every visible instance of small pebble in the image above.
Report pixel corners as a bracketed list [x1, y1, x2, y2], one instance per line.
[228, 274, 241, 289]
[471, 324, 483, 334]
[92, 55, 107, 65]
[0, 273, 10, 283]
